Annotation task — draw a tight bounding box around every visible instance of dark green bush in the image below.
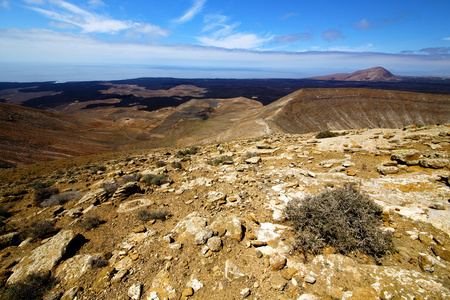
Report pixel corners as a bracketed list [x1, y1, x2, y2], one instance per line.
[171, 161, 182, 169]
[136, 209, 170, 222]
[121, 174, 142, 184]
[207, 156, 233, 166]
[176, 147, 200, 158]
[142, 174, 170, 186]
[316, 130, 338, 139]
[0, 271, 55, 300]
[284, 184, 392, 257]
[156, 161, 167, 168]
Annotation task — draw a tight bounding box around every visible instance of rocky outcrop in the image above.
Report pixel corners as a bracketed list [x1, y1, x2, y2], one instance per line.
[7, 230, 83, 284]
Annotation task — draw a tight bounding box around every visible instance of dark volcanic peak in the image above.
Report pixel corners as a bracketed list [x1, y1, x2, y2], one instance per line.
[312, 67, 401, 82]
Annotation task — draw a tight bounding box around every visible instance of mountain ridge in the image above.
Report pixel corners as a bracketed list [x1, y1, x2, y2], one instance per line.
[311, 66, 401, 81]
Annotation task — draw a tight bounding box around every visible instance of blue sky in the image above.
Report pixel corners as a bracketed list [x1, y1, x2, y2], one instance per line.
[0, 0, 449, 81]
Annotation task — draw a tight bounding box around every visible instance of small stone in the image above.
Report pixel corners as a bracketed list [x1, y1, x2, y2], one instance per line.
[195, 228, 214, 245]
[270, 254, 286, 271]
[418, 234, 435, 246]
[250, 240, 267, 247]
[186, 279, 203, 291]
[255, 250, 263, 258]
[304, 275, 316, 284]
[169, 243, 182, 250]
[431, 245, 450, 262]
[207, 236, 222, 252]
[346, 171, 356, 176]
[248, 213, 259, 224]
[129, 253, 140, 261]
[269, 274, 287, 290]
[181, 287, 194, 298]
[418, 254, 434, 273]
[240, 288, 251, 298]
[280, 268, 297, 280]
[133, 225, 146, 233]
[128, 284, 142, 300]
[246, 232, 257, 240]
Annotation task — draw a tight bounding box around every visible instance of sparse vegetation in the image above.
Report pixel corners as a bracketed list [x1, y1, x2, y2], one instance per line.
[316, 130, 338, 139]
[80, 216, 102, 231]
[121, 174, 142, 183]
[25, 220, 57, 240]
[156, 160, 167, 168]
[176, 147, 200, 158]
[33, 187, 59, 206]
[171, 161, 182, 169]
[243, 152, 258, 159]
[142, 174, 170, 186]
[40, 190, 83, 207]
[89, 256, 109, 269]
[0, 271, 56, 300]
[207, 155, 233, 166]
[136, 208, 170, 222]
[284, 184, 393, 257]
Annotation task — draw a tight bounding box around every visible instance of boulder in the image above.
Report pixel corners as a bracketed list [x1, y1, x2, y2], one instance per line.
[145, 269, 177, 299]
[8, 230, 83, 284]
[210, 215, 244, 242]
[76, 188, 108, 205]
[195, 228, 214, 245]
[419, 158, 450, 169]
[112, 181, 142, 201]
[0, 232, 21, 249]
[391, 149, 421, 165]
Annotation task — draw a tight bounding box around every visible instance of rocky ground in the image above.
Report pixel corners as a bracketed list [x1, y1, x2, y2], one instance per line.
[0, 124, 449, 300]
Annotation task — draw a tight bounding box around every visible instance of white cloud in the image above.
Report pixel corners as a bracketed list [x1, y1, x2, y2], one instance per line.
[328, 43, 374, 52]
[198, 14, 272, 49]
[198, 33, 273, 49]
[280, 12, 299, 20]
[21, 0, 45, 4]
[88, 0, 105, 8]
[1, 0, 10, 10]
[174, 0, 206, 24]
[356, 19, 372, 30]
[322, 29, 345, 42]
[442, 37, 450, 41]
[24, 0, 169, 38]
[1, 29, 449, 80]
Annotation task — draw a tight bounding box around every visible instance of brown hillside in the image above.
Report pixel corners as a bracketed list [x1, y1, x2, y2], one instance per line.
[312, 66, 400, 81]
[0, 103, 120, 167]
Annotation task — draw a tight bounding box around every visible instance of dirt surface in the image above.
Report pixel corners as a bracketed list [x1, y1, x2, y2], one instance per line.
[0, 125, 449, 299]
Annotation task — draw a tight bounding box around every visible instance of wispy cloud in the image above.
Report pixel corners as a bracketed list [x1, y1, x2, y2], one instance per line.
[1, 29, 449, 79]
[355, 19, 372, 30]
[1, 0, 10, 10]
[327, 43, 374, 52]
[280, 12, 299, 20]
[442, 37, 450, 41]
[275, 32, 312, 43]
[23, 0, 169, 39]
[87, 0, 105, 8]
[174, 0, 206, 24]
[419, 47, 450, 54]
[198, 14, 272, 49]
[322, 29, 344, 42]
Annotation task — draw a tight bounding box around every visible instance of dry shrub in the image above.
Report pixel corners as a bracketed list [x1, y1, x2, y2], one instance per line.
[40, 190, 83, 207]
[207, 155, 233, 166]
[26, 220, 57, 240]
[284, 184, 393, 257]
[136, 209, 170, 222]
[80, 216, 101, 231]
[89, 256, 109, 269]
[33, 187, 59, 205]
[156, 161, 167, 168]
[142, 174, 170, 186]
[0, 271, 55, 300]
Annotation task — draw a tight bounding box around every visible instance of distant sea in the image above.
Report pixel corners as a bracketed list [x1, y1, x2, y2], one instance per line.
[0, 64, 314, 82]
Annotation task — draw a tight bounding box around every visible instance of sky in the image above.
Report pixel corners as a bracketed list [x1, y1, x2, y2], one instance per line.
[0, 0, 449, 81]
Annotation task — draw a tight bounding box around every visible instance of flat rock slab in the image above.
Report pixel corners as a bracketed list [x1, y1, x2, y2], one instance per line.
[8, 230, 81, 284]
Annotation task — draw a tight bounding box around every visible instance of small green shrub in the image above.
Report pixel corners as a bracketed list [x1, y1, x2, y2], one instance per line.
[0, 271, 55, 300]
[142, 174, 170, 186]
[80, 216, 101, 231]
[207, 156, 233, 166]
[156, 161, 167, 168]
[176, 147, 200, 158]
[316, 130, 338, 139]
[136, 209, 170, 222]
[171, 161, 182, 169]
[284, 184, 392, 257]
[40, 190, 83, 207]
